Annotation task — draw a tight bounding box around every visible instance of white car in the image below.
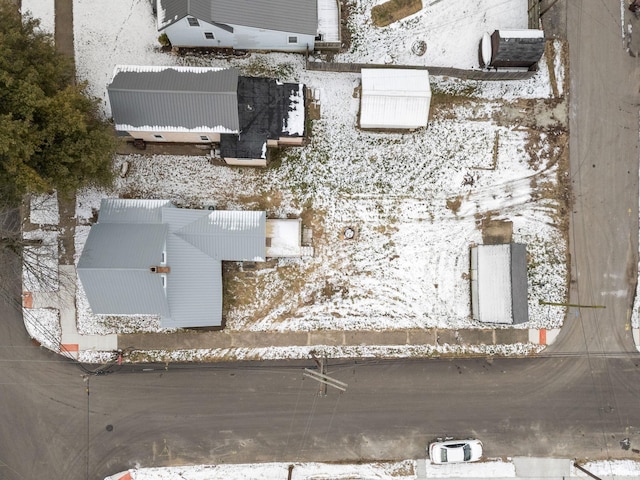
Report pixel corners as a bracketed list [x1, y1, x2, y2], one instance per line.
[428, 439, 483, 464]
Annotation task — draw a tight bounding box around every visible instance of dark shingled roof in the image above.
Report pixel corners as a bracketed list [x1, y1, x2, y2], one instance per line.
[220, 76, 305, 160]
[490, 30, 546, 68]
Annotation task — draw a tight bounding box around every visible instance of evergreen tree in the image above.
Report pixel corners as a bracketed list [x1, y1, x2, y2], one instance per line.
[0, 3, 115, 203]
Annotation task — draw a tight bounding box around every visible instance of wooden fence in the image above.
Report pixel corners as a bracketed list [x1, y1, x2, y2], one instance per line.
[305, 60, 536, 81]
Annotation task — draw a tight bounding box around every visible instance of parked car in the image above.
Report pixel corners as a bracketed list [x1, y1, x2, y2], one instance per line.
[428, 439, 483, 464]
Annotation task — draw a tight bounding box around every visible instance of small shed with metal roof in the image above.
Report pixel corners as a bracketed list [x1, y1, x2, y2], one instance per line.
[480, 30, 545, 69]
[469, 243, 528, 325]
[77, 199, 267, 328]
[156, 0, 318, 51]
[359, 69, 431, 130]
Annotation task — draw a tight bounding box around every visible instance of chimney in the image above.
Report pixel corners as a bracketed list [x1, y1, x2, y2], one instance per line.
[150, 266, 171, 274]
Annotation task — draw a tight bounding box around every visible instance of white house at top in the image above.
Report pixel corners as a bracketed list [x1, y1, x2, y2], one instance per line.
[77, 199, 312, 329]
[470, 243, 528, 325]
[359, 69, 431, 130]
[107, 65, 306, 166]
[156, 0, 320, 52]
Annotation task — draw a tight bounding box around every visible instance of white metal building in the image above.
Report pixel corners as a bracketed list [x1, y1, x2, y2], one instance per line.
[470, 243, 528, 325]
[359, 69, 431, 130]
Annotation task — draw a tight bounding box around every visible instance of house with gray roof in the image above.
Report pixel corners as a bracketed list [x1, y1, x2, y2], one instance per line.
[78, 199, 312, 328]
[77, 199, 267, 328]
[156, 0, 319, 52]
[469, 243, 529, 325]
[107, 66, 306, 166]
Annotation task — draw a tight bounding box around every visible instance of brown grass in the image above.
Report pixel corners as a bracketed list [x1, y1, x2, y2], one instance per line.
[371, 0, 422, 27]
[446, 195, 462, 215]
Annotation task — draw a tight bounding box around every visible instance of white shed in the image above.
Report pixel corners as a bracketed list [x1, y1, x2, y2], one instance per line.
[470, 243, 528, 325]
[266, 219, 313, 257]
[359, 69, 431, 130]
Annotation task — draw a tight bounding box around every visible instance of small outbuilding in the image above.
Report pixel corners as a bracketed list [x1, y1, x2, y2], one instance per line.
[359, 69, 431, 130]
[470, 243, 528, 325]
[266, 218, 314, 258]
[481, 29, 545, 69]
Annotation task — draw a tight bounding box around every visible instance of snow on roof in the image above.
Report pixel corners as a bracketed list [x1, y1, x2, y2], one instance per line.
[283, 83, 305, 136]
[112, 64, 228, 78]
[360, 69, 431, 129]
[108, 67, 240, 133]
[114, 124, 238, 134]
[498, 29, 545, 38]
[474, 244, 513, 324]
[266, 219, 303, 257]
[471, 244, 528, 325]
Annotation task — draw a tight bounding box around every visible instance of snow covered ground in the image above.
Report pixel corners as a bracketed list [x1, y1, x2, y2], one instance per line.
[21, 0, 569, 344]
[105, 458, 640, 480]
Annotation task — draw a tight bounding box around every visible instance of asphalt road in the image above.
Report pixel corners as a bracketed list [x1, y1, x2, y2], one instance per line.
[1, 1, 640, 479]
[552, 0, 640, 355]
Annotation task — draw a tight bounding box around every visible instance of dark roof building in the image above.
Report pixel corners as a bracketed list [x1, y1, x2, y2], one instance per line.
[481, 30, 545, 69]
[107, 66, 306, 162]
[221, 76, 306, 160]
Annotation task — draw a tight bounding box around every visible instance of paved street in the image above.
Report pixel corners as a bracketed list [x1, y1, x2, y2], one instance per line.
[553, 0, 640, 355]
[1, 1, 640, 479]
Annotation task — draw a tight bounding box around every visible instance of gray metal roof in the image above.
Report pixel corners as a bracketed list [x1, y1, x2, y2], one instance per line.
[97, 198, 174, 224]
[470, 243, 528, 325]
[77, 199, 267, 328]
[509, 243, 529, 325]
[78, 223, 167, 269]
[78, 269, 170, 317]
[77, 223, 171, 316]
[158, 0, 318, 35]
[166, 209, 266, 261]
[108, 66, 240, 132]
[163, 234, 222, 329]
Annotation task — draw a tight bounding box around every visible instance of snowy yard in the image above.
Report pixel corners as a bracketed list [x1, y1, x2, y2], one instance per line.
[105, 458, 640, 480]
[22, 0, 569, 338]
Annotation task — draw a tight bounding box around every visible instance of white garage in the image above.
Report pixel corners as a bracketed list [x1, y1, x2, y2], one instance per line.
[359, 68, 431, 130]
[470, 243, 529, 325]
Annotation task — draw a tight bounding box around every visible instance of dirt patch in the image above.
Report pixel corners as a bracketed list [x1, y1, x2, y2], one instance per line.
[446, 195, 463, 215]
[339, 0, 353, 51]
[222, 208, 328, 327]
[231, 191, 284, 212]
[481, 218, 513, 244]
[299, 208, 327, 245]
[371, 0, 423, 27]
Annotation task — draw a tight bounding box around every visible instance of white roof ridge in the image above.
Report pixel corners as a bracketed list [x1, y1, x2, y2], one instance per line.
[112, 65, 232, 78]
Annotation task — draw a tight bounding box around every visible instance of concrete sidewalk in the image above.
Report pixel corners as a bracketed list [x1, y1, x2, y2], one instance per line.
[118, 321, 553, 353]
